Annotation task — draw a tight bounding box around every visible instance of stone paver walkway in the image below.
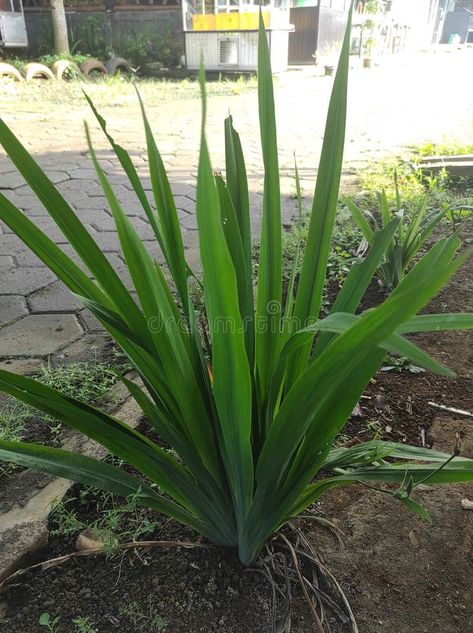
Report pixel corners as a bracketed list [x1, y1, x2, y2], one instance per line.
[1, 49, 473, 366]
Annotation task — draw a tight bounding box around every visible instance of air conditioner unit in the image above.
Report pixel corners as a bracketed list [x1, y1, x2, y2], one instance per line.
[218, 37, 239, 66]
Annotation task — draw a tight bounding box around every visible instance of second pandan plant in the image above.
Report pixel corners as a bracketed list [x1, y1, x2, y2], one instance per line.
[1, 6, 473, 568]
[344, 175, 452, 287]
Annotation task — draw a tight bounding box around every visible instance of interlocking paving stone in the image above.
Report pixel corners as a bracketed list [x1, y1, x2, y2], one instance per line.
[0, 233, 29, 255]
[0, 357, 43, 374]
[13, 251, 50, 268]
[90, 231, 122, 252]
[5, 220, 70, 244]
[70, 195, 109, 211]
[87, 214, 157, 240]
[0, 256, 14, 268]
[0, 172, 26, 189]
[0, 267, 56, 296]
[179, 212, 198, 230]
[54, 333, 113, 364]
[0, 295, 27, 326]
[78, 309, 104, 333]
[57, 179, 104, 196]
[28, 281, 83, 314]
[0, 314, 82, 357]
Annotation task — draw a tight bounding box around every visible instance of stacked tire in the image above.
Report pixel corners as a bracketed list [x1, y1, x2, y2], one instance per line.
[0, 57, 133, 83]
[0, 62, 23, 82]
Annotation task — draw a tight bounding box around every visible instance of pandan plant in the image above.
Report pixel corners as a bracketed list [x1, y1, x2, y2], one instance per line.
[0, 6, 473, 574]
[344, 174, 452, 287]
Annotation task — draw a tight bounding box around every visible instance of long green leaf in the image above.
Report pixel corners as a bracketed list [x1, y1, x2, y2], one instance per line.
[255, 10, 282, 405]
[224, 115, 254, 348]
[0, 370, 202, 510]
[291, 451, 473, 520]
[344, 196, 375, 242]
[196, 62, 253, 537]
[215, 174, 254, 363]
[83, 91, 167, 258]
[399, 313, 473, 333]
[0, 368, 236, 543]
[282, 157, 304, 334]
[0, 439, 214, 538]
[246, 236, 466, 556]
[335, 459, 473, 485]
[323, 441, 461, 471]
[122, 376, 236, 542]
[136, 91, 190, 314]
[292, 3, 353, 343]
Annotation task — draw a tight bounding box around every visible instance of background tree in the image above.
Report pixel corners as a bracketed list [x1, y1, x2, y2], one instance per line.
[50, 0, 70, 55]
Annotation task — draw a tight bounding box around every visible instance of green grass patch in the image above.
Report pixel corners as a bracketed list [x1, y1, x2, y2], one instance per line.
[0, 73, 257, 111]
[413, 138, 473, 158]
[0, 361, 120, 445]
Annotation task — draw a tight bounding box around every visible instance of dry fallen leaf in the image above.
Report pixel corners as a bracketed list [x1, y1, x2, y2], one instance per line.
[76, 529, 104, 552]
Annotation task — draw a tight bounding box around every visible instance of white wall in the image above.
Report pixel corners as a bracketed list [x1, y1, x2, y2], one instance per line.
[389, 0, 439, 47]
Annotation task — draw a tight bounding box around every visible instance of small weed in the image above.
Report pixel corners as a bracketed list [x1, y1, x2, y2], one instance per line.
[151, 615, 168, 632]
[0, 400, 30, 442]
[363, 420, 383, 440]
[49, 421, 63, 446]
[120, 597, 167, 632]
[444, 198, 473, 234]
[50, 499, 85, 536]
[346, 155, 473, 289]
[0, 399, 31, 476]
[36, 361, 118, 404]
[72, 616, 98, 633]
[334, 432, 350, 446]
[39, 612, 61, 633]
[359, 152, 473, 222]
[382, 354, 426, 374]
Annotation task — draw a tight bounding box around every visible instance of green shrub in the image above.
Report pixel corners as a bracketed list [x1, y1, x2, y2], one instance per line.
[69, 14, 108, 60]
[1, 9, 473, 565]
[112, 23, 182, 68]
[414, 138, 473, 158]
[344, 173, 451, 287]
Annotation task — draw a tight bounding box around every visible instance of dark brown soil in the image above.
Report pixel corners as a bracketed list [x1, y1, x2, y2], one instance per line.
[3, 529, 302, 633]
[344, 362, 473, 447]
[1, 225, 473, 633]
[316, 482, 473, 633]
